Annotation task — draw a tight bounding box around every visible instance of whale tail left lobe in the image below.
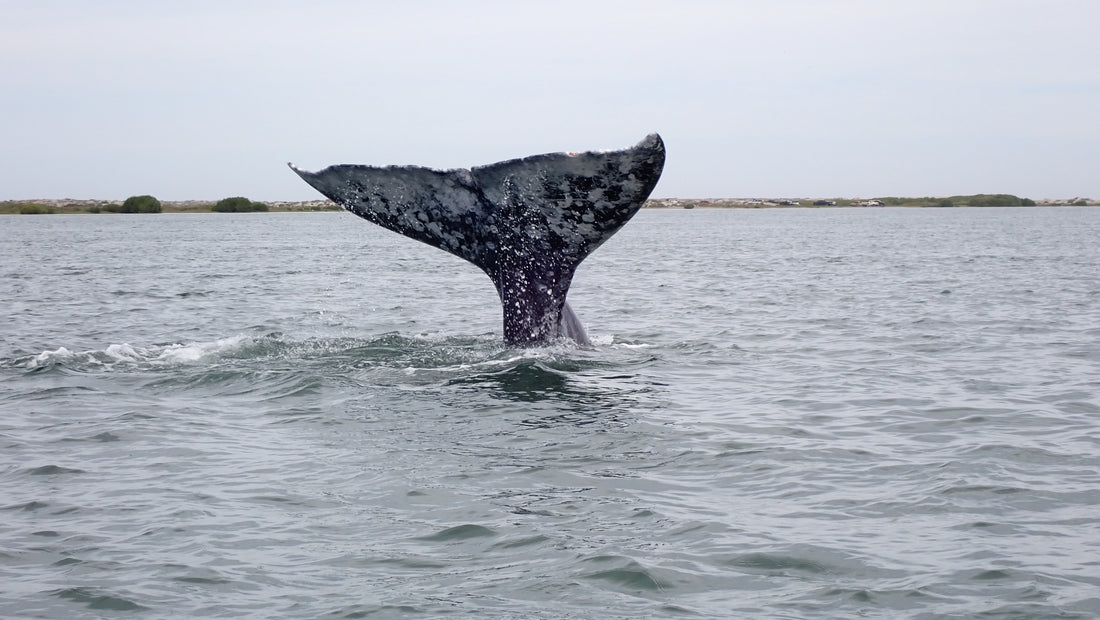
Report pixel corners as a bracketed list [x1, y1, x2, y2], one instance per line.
[290, 133, 665, 346]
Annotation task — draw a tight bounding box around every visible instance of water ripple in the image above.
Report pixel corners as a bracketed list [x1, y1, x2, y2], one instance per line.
[2, 210, 1098, 618]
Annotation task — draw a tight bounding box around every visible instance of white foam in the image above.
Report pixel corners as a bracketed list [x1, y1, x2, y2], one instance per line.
[24, 335, 251, 369]
[27, 346, 74, 368]
[156, 335, 249, 363]
[104, 343, 144, 362]
[604, 335, 653, 349]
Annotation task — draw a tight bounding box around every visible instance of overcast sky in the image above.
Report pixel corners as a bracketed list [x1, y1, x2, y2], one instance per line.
[3, 0, 1097, 201]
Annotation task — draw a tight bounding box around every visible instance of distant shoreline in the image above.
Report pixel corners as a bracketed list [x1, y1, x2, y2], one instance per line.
[644, 197, 1098, 208]
[2, 195, 1096, 214]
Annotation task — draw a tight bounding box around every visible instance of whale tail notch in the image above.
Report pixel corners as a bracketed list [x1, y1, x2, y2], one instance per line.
[289, 133, 665, 346]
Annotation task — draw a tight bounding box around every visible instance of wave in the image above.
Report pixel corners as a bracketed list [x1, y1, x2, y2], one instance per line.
[11, 330, 655, 376]
[2, 342, 647, 441]
[6, 330, 664, 415]
[17, 336, 252, 371]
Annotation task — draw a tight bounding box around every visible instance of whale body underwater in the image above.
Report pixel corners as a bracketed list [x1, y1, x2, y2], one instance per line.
[289, 133, 666, 347]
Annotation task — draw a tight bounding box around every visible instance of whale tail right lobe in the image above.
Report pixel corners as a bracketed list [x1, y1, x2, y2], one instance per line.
[290, 134, 666, 345]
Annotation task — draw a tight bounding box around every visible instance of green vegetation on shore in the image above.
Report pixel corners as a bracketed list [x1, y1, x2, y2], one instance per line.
[14, 203, 56, 214]
[0, 197, 341, 214]
[212, 197, 269, 212]
[113, 195, 162, 213]
[5, 194, 163, 214]
[646, 194, 1094, 209]
[867, 194, 1036, 207]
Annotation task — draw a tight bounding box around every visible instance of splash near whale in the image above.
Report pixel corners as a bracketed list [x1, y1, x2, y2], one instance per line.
[289, 134, 665, 346]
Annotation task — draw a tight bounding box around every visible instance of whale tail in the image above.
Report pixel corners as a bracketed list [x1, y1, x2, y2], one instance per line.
[289, 133, 665, 346]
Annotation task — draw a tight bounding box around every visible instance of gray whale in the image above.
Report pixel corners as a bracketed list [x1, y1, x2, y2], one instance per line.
[289, 133, 665, 346]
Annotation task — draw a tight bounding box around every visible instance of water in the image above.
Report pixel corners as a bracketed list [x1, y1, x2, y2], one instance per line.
[2, 208, 1098, 618]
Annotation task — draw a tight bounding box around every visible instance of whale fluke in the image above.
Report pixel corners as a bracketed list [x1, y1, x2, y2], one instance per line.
[289, 133, 665, 346]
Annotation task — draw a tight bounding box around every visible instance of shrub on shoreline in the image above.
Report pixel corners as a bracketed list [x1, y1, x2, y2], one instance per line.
[102, 195, 162, 213]
[212, 197, 269, 212]
[18, 203, 54, 214]
[957, 194, 1033, 207]
[123, 195, 162, 213]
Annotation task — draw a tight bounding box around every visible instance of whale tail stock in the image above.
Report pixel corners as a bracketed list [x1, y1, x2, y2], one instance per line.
[289, 133, 665, 346]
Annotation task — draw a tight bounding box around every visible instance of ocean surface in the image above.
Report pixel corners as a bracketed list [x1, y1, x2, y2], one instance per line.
[2, 207, 1098, 619]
